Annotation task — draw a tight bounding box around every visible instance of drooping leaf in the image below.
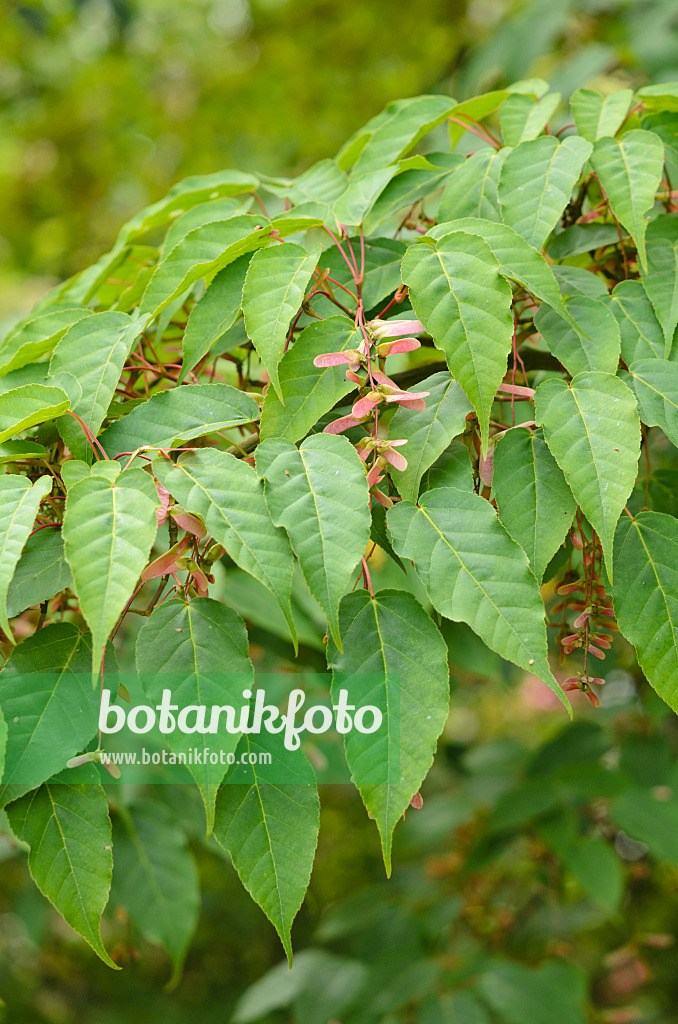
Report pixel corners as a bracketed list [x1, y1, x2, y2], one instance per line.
[49, 311, 144, 459]
[0, 384, 70, 443]
[347, 95, 456, 176]
[242, 242, 321, 400]
[388, 487, 564, 703]
[98, 383, 259, 457]
[0, 624, 100, 807]
[624, 357, 678, 446]
[498, 135, 592, 249]
[642, 217, 678, 354]
[260, 317, 358, 443]
[6, 528, 72, 620]
[547, 221, 624, 260]
[333, 167, 400, 227]
[493, 427, 577, 581]
[420, 440, 474, 493]
[258, 434, 371, 649]
[570, 88, 633, 142]
[213, 731, 319, 963]
[500, 91, 560, 146]
[136, 598, 254, 833]
[139, 214, 270, 319]
[589, 131, 665, 272]
[363, 156, 461, 232]
[326, 589, 449, 873]
[534, 371, 640, 581]
[437, 149, 508, 224]
[614, 511, 678, 712]
[154, 449, 296, 645]
[534, 294, 621, 376]
[160, 197, 244, 255]
[62, 464, 158, 676]
[0, 307, 90, 377]
[110, 800, 199, 985]
[389, 372, 471, 501]
[369, 503, 406, 572]
[636, 82, 678, 114]
[401, 231, 514, 452]
[0, 475, 52, 641]
[0, 440, 47, 465]
[610, 279, 672, 365]
[178, 254, 250, 383]
[479, 960, 587, 1024]
[6, 770, 116, 968]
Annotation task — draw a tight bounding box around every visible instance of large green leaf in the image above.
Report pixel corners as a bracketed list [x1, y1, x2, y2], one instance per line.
[136, 598, 254, 833]
[347, 95, 456, 176]
[534, 295, 621, 376]
[388, 487, 563, 703]
[6, 528, 72, 620]
[589, 131, 664, 272]
[624, 358, 678, 445]
[614, 511, 678, 711]
[363, 156, 461, 232]
[139, 214, 270, 318]
[159, 197, 244, 256]
[242, 242, 321, 401]
[0, 475, 52, 641]
[0, 307, 90, 377]
[498, 135, 592, 249]
[401, 231, 514, 453]
[110, 800, 199, 985]
[6, 770, 116, 968]
[98, 383, 259, 457]
[0, 624, 100, 807]
[178, 254, 250, 383]
[155, 449, 296, 645]
[0, 384, 70, 443]
[62, 463, 158, 677]
[332, 167, 400, 227]
[259, 317, 358, 443]
[326, 589, 449, 872]
[258, 434, 371, 649]
[389, 371, 471, 502]
[611, 785, 678, 863]
[437, 149, 507, 224]
[213, 732, 319, 963]
[493, 427, 577, 581]
[534, 371, 640, 581]
[610, 279, 671, 365]
[500, 91, 560, 146]
[479, 960, 587, 1024]
[49, 311, 144, 459]
[642, 218, 678, 354]
[570, 88, 633, 142]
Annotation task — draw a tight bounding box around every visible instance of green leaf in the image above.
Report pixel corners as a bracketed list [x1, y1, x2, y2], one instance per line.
[637, 82, 678, 114]
[547, 222, 624, 260]
[447, 89, 513, 146]
[0, 384, 70, 443]
[49, 312, 144, 459]
[333, 167, 399, 227]
[0, 475, 52, 641]
[6, 771, 116, 968]
[6, 527, 71, 621]
[437, 149, 508, 224]
[110, 800, 199, 985]
[0, 623, 100, 807]
[154, 450, 297, 648]
[498, 135, 592, 250]
[139, 215, 270, 319]
[260, 317, 358, 443]
[624, 357, 678, 445]
[479, 960, 587, 1024]
[534, 295, 621, 376]
[369, 503, 406, 573]
[388, 487, 564, 703]
[642, 217, 678, 354]
[389, 372, 471, 502]
[326, 589, 449, 873]
[62, 465, 158, 677]
[98, 383, 259, 458]
[160, 197, 244, 256]
[136, 598, 254, 833]
[431, 217, 570, 322]
[570, 88, 633, 142]
[178, 254, 250, 383]
[262, 158, 347, 207]
[614, 511, 678, 712]
[493, 427, 577, 581]
[611, 786, 678, 862]
[363, 158, 461, 232]
[242, 242, 321, 400]
[420, 440, 474, 493]
[349, 95, 456, 176]
[213, 731, 319, 963]
[500, 91, 560, 146]
[0, 440, 47, 464]
[0, 308, 90, 377]
[258, 434, 371, 649]
[589, 131, 664, 272]
[610, 279, 671, 365]
[401, 231, 514, 453]
[560, 838, 623, 912]
[534, 372, 640, 582]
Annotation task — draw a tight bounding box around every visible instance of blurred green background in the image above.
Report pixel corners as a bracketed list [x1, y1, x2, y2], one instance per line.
[3, 1, 678, 1022]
